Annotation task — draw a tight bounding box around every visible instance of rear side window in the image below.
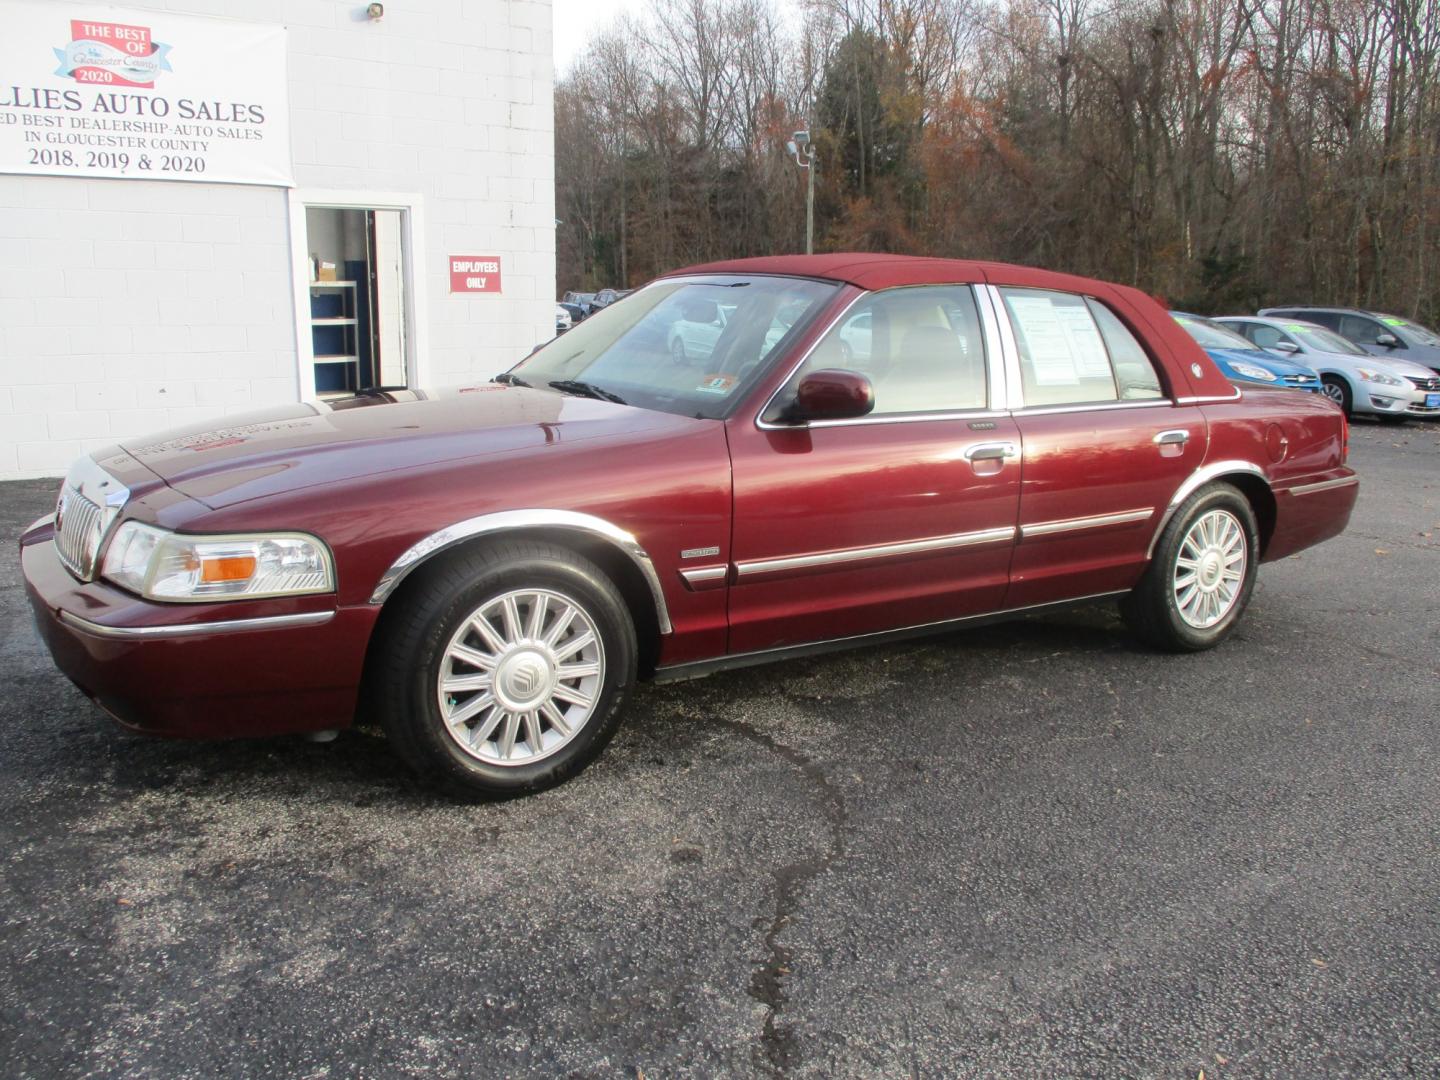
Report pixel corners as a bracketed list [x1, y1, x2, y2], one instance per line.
[1000, 288, 1163, 406]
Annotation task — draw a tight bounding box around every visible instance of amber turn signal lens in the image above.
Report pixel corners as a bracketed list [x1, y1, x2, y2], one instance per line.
[199, 555, 258, 583]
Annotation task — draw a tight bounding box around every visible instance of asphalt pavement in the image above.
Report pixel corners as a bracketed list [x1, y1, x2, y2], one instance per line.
[2, 419, 1437, 1078]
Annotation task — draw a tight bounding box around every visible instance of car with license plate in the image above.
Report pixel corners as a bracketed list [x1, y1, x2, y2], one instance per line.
[20, 255, 1358, 798]
[1216, 315, 1440, 422]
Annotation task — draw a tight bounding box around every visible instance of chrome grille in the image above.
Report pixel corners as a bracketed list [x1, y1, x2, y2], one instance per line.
[52, 457, 130, 582]
[54, 488, 105, 578]
[1282, 374, 1318, 385]
[1406, 374, 1440, 392]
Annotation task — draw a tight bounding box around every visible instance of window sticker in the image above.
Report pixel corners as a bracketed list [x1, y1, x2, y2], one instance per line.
[1382, 317, 1405, 326]
[1285, 324, 1309, 333]
[1008, 295, 1080, 384]
[696, 374, 737, 395]
[1055, 305, 1112, 377]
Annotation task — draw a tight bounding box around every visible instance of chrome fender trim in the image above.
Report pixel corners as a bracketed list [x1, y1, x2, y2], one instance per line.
[1146, 460, 1270, 559]
[60, 609, 335, 639]
[367, 509, 673, 635]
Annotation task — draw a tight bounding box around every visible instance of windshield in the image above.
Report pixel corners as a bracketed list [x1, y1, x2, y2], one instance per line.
[1285, 323, 1367, 356]
[1378, 315, 1440, 346]
[1172, 313, 1263, 352]
[509, 276, 839, 419]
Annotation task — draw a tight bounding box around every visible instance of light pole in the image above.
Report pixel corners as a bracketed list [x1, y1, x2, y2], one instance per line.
[786, 130, 815, 255]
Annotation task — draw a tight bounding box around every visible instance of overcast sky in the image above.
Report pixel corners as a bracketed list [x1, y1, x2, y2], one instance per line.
[552, 0, 631, 76]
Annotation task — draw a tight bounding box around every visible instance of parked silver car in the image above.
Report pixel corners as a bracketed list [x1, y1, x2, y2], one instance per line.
[1258, 306, 1440, 374]
[1219, 315, 1440, 422]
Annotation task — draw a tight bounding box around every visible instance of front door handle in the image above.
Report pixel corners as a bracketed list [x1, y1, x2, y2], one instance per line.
[963, 441, 1018, 462]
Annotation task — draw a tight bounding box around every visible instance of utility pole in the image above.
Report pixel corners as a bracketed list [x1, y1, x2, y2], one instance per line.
[787, 130, 816, 255]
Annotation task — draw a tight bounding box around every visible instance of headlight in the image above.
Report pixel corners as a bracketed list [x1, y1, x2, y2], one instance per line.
[1356, 367, 1405, 387]
[1231, 362, 1278, 382]
[101, 523, 335, 602]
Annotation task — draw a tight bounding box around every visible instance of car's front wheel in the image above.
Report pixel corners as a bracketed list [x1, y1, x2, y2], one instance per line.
[1121, 483, 1259, 652]
[1321, 375, 1352, 415]
[371, 540, 637, 798]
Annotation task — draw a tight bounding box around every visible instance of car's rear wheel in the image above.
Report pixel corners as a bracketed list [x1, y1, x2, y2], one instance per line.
[1321, 375, 1352, 415]
[371, 540, 636, 798]
[1121, 483, 1258, 652]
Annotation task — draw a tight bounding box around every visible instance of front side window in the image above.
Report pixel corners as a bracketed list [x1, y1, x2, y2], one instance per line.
[511, 275, 838, 419]
[1244, 323, 1289, 350]
[1339, 315, 1392, 346]
[1005, 289, 1162, 406]
[776, 285, 988, 417]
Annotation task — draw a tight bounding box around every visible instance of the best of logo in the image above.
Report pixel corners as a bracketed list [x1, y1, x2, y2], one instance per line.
[53, 19, 172, 89]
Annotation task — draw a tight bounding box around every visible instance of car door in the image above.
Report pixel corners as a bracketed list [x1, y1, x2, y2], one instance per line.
[989, 286, 1207, 609]
[724, 284, 1022, 654]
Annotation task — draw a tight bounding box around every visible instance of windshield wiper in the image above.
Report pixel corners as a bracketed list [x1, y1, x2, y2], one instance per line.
[492, 372, 531, 387]
[547, 379, 627, 405]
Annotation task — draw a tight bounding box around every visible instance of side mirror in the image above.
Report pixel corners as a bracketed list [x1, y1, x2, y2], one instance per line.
[1375, 332, 1400, 347]
[790, 368, 875, 422]
[1271, 340, 1301, 354]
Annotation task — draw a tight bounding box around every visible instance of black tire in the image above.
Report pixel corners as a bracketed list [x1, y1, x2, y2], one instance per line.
[1121, 483, 1259, 653]
[370, 539, 637, 798]
[1321, 375, 1352, 415]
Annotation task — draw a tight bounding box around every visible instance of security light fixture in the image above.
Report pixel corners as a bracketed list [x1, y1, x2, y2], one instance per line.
[367, 3, 384, 19]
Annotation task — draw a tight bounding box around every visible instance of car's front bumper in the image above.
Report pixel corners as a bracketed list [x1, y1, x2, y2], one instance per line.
[21, 525, 379, 739]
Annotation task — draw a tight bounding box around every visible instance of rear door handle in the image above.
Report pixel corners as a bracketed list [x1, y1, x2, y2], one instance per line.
[1153, 429, 1190, 446]
[963, 441, 1018, 462]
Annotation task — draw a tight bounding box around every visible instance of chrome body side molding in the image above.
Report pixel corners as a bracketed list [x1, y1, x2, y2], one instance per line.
[654, 590, 1129, 683]
[734, 526, 1016, 578]
[679, 566, 729, 589]
[1145, 460, 1270, 558]
[368, 509, 674, 635]
[1286, 475, 1359, 497]
[59, 610, 335, 640]
[1021, 508, 1154, 539]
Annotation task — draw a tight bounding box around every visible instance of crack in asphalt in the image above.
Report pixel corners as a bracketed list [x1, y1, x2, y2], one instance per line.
[704, 715, 849, 1074]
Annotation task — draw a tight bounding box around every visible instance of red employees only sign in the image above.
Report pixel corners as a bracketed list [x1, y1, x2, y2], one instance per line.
[450, 256, 502, 293]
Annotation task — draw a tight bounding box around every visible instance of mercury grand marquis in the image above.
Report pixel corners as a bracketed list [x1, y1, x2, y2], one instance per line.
[20, 255, 1359, 797]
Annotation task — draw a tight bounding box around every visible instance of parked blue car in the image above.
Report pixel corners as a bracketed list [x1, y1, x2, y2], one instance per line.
[1171, 312, 1322, 392]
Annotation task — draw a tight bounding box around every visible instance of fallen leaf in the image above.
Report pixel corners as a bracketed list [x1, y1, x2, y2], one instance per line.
[1374, 549, 1390, 556]
[116, 898, 133, 907]
[1216, 1054, 1229, 1065]
[1312, 957, 1327, 968]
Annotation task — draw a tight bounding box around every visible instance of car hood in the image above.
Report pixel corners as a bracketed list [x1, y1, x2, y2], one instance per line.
[1205, 347, 1317, 378]
[119, 385, 706, 510]
[1307, 350, 1436, 379]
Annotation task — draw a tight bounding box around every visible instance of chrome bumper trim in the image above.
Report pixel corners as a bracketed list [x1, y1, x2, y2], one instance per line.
[1286, 475, 1359, 497]
[58, 609, 336, 640]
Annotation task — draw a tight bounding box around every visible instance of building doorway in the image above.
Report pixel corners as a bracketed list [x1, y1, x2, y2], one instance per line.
[303, 206, 410, 396]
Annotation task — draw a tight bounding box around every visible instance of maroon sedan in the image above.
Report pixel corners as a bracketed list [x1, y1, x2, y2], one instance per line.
[21, 255, 1358, 797]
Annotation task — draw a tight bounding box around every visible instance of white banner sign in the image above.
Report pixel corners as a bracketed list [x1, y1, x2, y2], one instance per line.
[0, 2, 292, 186]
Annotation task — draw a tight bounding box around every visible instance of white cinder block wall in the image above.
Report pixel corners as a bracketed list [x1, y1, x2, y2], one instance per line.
[0, 0, 555, 480]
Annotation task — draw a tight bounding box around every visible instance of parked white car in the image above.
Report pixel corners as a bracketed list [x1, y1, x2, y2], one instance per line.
[555, 304, 573, 334]
[1218, 315, 1440, 423]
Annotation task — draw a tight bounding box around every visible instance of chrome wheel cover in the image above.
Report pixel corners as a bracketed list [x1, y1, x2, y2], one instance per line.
[1173, 509, 1248, 629]
[437, 588, 604, 766]
[1322, 382, 1346, 405]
